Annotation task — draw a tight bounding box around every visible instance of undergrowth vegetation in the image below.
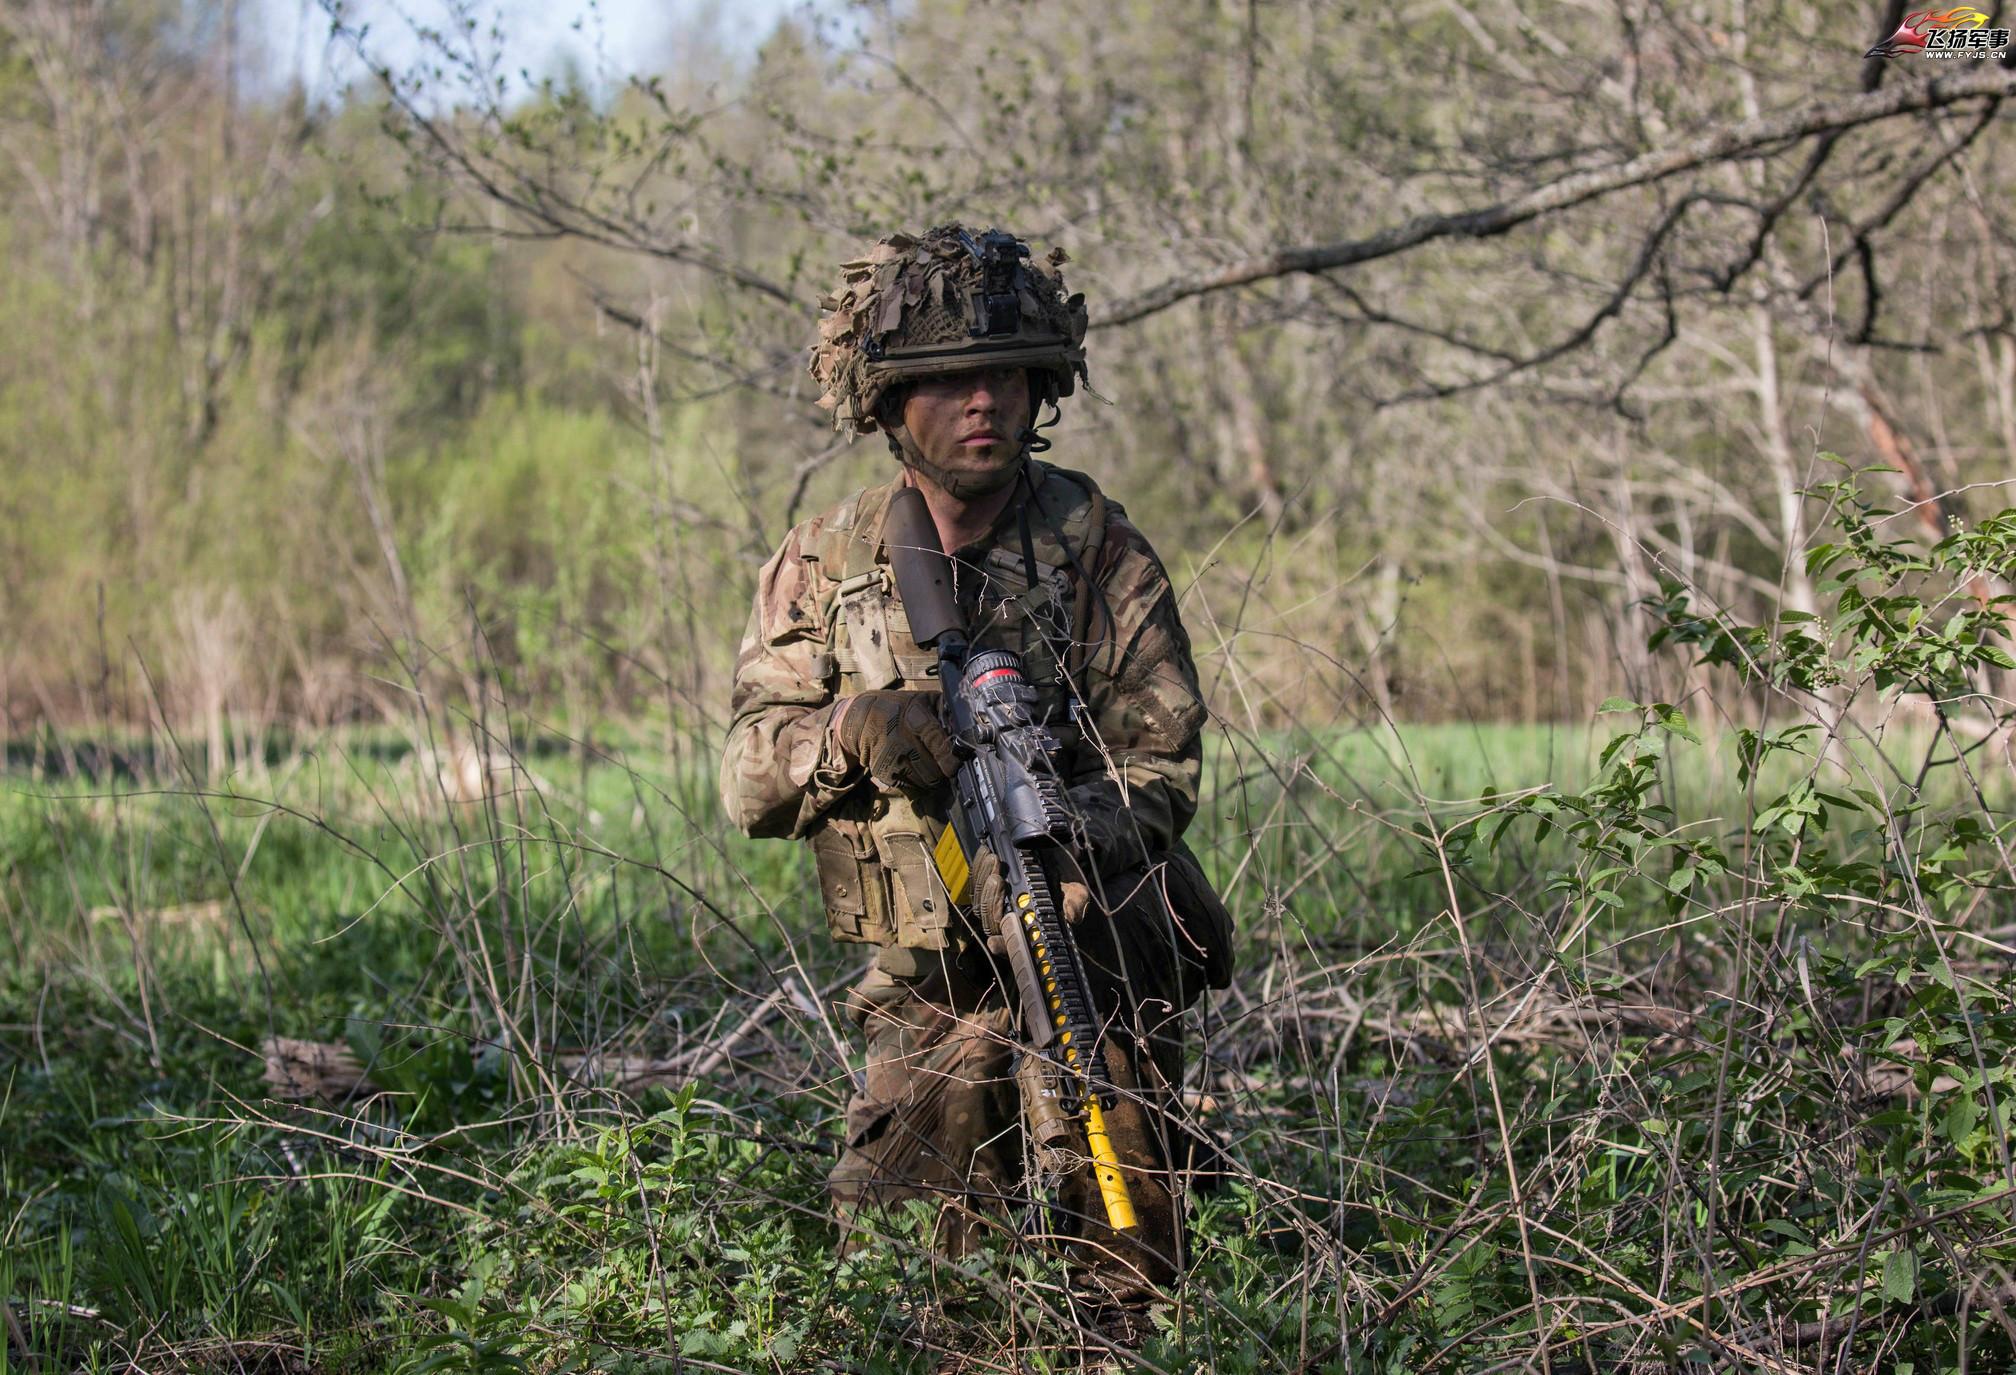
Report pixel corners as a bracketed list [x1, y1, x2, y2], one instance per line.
[4, 468, 2014, 1372]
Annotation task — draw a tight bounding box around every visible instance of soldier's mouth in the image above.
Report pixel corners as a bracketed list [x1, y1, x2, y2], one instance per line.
[960, 433, 1005, 447]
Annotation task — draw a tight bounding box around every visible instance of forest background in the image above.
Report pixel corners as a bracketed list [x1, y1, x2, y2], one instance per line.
[7, 0, 2012, 745]
[5, 1, 2016, 1372]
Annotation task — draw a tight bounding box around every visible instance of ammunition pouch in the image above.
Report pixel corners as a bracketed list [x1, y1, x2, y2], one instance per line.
[872, 803, 954, 951]
[808, 805, 888, 947]
[805, 796, 956, 952]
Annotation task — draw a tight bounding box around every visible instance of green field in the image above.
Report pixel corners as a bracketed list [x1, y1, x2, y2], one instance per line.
[4, 716, 2013, 1372]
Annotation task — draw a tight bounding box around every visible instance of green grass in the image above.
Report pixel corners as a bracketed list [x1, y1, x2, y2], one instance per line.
[3, 716, 2013, 1372]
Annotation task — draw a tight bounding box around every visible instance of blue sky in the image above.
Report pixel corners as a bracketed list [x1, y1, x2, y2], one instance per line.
[246, 0, 812, 103]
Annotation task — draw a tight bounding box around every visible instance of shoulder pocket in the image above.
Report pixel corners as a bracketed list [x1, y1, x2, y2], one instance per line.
[765, 562, 830, 644]
[762, 560, 837, 689]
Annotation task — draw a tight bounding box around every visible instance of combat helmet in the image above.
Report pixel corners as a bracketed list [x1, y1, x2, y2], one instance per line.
[809, 224, 1089, 435]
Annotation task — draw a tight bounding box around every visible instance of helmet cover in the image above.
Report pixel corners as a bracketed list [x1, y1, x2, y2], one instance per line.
[809, 224, 1089, 434]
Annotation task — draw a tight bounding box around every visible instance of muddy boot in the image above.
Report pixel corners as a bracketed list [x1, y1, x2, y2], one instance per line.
[1053, 1297, 1160, 1372]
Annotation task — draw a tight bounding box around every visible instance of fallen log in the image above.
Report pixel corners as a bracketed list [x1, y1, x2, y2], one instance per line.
[262, 988, 792, 1104]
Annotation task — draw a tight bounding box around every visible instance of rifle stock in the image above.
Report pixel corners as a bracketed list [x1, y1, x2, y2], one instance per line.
[882, 484, 963, 649]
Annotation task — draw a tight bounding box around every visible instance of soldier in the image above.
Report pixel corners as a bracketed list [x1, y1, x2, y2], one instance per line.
[719, 224, 1232, 1349]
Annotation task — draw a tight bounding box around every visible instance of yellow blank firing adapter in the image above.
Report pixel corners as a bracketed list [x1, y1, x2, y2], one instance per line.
[1084, 1098, 1138, 1230]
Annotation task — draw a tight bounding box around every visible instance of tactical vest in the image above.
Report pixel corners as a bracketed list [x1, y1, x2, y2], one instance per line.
[802, 466, 1110, 951]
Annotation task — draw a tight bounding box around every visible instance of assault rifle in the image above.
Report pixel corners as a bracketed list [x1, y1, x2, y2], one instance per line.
[883, 484, 1137, 1233]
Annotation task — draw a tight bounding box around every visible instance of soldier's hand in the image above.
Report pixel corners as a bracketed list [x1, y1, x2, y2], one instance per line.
[973, 849, 1009, 953]
[830, 689, 957, 792]
[978, 861, 1093, 956]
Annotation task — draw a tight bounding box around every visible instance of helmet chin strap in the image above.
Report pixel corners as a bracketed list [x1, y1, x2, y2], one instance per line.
[885, 421, 1027, 499]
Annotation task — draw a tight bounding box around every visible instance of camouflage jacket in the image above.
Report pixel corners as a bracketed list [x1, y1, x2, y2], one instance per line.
[719, 461, 1207, 951]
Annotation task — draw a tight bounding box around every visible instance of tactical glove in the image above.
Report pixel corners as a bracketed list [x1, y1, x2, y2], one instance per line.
[830, 689, 958, 793]
[972, 848, 1091, 955]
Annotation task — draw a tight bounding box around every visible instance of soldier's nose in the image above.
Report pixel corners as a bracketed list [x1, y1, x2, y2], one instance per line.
[964, 368, 1017, 413]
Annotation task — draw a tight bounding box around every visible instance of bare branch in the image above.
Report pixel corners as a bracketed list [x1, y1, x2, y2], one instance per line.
[1095, 68, 2016, 329]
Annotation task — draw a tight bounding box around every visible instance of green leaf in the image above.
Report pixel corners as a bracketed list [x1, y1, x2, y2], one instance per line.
[1882, 1247, 1918, 1305]
[1597, 696, 1640, 714]
[1944, 1094, 1980, 1146]
[1655, 704, 1700, 743]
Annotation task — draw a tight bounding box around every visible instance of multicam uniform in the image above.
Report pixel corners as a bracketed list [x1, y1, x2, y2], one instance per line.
[719, 459, 1221, 1292]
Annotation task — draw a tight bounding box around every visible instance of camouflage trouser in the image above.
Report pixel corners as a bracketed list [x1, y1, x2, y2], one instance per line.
[828, 868, 1193, 1300]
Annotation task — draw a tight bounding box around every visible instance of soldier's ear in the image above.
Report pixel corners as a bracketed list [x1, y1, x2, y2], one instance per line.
[1026, 368, 1058, 421]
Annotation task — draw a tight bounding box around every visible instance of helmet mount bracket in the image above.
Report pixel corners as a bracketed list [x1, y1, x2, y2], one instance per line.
[961, 228, 1030, 340]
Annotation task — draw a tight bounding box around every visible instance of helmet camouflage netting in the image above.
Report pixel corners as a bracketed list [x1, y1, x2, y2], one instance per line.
[809, 224, 1089, 435]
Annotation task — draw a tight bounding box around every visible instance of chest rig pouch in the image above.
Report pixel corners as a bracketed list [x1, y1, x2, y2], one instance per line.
[801, 470, 1109, 953]
[801, 486, 957, 953]
[965, 545, 1075, 706]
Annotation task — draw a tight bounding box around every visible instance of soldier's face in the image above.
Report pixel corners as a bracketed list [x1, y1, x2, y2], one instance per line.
[899, 367, 1032, 490]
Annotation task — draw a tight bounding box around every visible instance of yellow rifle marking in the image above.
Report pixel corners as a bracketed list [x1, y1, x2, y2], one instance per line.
[933, 824, 971, 903]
